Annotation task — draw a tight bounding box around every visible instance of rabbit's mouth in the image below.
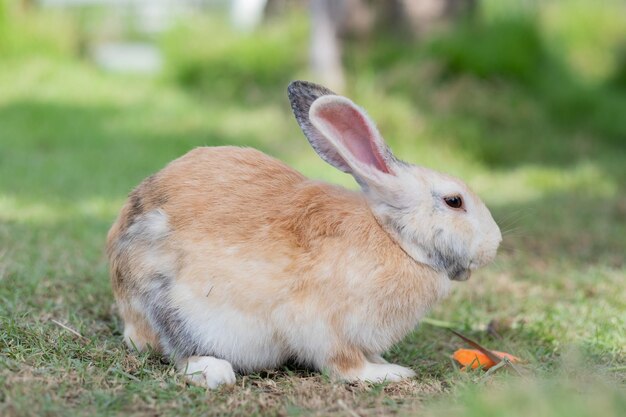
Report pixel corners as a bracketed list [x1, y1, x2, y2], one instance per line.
[450, 268, 471, 281]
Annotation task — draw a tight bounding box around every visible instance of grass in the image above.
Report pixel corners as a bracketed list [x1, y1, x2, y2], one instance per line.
[1, 2, 626, 416]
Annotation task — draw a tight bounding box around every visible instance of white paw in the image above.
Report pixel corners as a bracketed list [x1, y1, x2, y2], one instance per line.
[355, 362, 416, 383]
[180, 356, 237, 389]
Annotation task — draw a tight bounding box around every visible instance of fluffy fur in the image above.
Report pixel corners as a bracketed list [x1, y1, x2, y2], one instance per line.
[107, 81, 501, 388]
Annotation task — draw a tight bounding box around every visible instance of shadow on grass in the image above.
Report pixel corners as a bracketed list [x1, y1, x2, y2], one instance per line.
[0, 100, 284, 201]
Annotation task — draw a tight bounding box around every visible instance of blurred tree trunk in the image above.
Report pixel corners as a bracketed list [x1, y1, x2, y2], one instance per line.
[20, 0, 35, 11]
[398, 0, 477, 36]
[310, 0, 348, 92]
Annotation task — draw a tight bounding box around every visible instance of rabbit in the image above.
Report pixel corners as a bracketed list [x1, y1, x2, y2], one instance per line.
[107, 81, 501, 389]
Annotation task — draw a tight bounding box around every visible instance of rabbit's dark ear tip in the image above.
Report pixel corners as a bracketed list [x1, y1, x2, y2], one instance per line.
[288, 80, 314, 91]
[287, 80, 337, 101]
[287, 80, 302, 98]
[287, 80, 315, 98]
[287, 80, 303, 90]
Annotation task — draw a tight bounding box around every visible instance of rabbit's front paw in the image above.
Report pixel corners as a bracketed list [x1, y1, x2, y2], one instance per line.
[179, 356, 237, 389]
[355, 363, 416, 383]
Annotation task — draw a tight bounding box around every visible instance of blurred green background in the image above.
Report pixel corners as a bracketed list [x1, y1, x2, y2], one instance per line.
[0, 0, 625, 416]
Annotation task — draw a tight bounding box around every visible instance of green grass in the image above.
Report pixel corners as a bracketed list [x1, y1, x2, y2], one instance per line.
[1, 1, 626, 416]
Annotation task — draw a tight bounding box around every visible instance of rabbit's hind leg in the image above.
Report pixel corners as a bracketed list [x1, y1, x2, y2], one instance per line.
[119, 302, 161, 353]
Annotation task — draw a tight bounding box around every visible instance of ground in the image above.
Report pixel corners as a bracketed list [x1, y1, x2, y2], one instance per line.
[0, 5, 625, 414]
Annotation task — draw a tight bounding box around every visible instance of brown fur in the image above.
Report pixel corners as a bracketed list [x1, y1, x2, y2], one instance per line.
[328, 347, 367, 375]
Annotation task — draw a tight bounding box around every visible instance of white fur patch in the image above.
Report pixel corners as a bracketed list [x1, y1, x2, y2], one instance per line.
[180, 356, 236, 389]
[352, 362, 416, 383]
[170, 283, 288, 371]
[126, 209, 169, 240]
[117, 209, 175, 277]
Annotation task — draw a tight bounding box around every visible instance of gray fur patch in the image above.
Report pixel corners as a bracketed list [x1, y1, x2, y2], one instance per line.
[141, 273, 204, 360]
[111, 209, 208, 360]
[125, 175, 154, 228]
[112, 210, 204, 359]
[386, 208, 469, 280]
[426, 244, 469, 280]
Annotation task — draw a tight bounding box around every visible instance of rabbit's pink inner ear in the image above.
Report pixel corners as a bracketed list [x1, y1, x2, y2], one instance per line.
[314, 102, 391, 174]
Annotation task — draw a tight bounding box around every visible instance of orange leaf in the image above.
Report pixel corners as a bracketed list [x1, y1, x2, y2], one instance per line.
[453, 349, 520, 370]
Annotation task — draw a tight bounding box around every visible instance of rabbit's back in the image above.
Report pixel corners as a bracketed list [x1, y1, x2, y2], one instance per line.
[115, 146, 304, 233]
[108, 146, 308, 260]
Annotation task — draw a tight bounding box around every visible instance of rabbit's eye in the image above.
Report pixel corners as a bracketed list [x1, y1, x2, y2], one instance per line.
[444, 195, 464, 209]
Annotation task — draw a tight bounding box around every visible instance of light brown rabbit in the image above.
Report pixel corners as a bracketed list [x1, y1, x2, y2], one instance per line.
[107, 81, 501, 389]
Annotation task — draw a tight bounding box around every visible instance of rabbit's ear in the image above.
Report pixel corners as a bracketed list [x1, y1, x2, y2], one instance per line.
[288, 81, 396, 184]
